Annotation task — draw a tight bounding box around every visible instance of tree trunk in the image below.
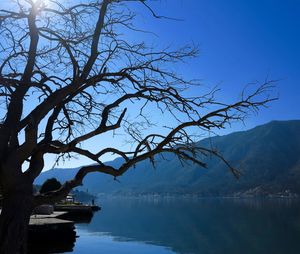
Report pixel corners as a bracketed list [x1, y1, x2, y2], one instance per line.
[0, 183, 33, 254]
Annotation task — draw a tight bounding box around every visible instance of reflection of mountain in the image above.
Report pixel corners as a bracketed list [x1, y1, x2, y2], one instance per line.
[78, 198, 300, 254]
[36, 120, 300, 196]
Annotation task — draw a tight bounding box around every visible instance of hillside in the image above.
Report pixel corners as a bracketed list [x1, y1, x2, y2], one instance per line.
[35, 120, 300, 197]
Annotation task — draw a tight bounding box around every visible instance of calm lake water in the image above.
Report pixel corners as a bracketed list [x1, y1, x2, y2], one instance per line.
[65, 197, 300, 254]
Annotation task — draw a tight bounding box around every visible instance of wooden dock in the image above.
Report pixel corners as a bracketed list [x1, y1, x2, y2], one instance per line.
[1, 205, 100, 253]
[0, 210, 75, 229]
[54, 204, 100, 222]
[28, 212, 76, 253]
[29, 211, 75, 236]
[29, 212, 73, 227]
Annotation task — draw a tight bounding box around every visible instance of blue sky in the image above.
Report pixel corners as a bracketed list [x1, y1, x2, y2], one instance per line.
[1, 0, 299, 169]
[52, 0, 300, 168]
[139, 0, 300, 126]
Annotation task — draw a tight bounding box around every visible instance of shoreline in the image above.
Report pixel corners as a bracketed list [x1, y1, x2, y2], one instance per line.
[95, 192, 300, 200]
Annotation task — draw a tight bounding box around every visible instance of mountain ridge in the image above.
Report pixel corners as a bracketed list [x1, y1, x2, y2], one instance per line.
[35, 120, 300, 197]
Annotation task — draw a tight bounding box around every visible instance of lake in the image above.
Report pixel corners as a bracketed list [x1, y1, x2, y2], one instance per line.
[53, 197, 300, 254]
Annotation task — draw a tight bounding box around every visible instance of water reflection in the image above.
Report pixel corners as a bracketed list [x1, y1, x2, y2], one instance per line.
[74, 198, 300, 254]
[73, 232, 175, 254]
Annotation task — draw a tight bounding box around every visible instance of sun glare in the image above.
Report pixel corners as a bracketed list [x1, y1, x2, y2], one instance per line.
[31, 0, 54, 8]
[42, 0, 51, 7]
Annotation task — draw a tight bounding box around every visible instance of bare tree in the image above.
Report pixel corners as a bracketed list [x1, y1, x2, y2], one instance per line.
[0, 0, 274, 253]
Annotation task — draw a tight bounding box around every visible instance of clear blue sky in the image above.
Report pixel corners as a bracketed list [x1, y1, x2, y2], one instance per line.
[68, 0, 300, 169]
[2, 0, 299, 169]
[53, 0, 300, 169]
[139, 0, 300, 125]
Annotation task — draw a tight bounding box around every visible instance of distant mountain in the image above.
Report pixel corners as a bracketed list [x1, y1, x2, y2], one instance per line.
[35, 120, 300, 197]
